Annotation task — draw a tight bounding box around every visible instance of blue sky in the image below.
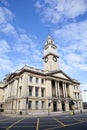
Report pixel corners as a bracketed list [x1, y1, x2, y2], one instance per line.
[0, 0, 87, 90]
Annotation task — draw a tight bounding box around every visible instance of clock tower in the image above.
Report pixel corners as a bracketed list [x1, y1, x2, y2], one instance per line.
[43, 35, 59, 71]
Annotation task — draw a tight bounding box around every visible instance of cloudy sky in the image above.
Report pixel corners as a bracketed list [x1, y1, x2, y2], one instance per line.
[0, 0, 87, 90]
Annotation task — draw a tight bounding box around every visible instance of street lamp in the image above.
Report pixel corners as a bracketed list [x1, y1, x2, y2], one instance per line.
[48, 103, 50, 115]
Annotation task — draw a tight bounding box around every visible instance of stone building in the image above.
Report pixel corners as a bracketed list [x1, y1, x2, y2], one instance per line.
[0, 81, 4, 111]
[0, 35, 82, 114]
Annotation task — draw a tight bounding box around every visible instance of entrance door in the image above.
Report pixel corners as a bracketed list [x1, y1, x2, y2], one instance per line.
[53, 102, 57, 112]
[62, 102, 65, 111]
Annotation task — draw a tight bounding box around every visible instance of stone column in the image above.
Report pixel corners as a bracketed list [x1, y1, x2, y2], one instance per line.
[39, 87, 41, 97]
[58, 101, 62, 111]
[57, 81, 60, 97]
[55, 81, 58, 97]
[16, 79, 19, 97]
[14, 79, 18, 96]
[39, 100, 41, 110]
[32, 100, 35, 111]
[63, 82, 65, 97]
[64, 83, 67, 97]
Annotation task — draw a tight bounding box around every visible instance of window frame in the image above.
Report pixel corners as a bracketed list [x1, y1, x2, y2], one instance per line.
[35, 101, 38, 109]
[36, 78, 38, 84]
[35, 87, 39, 97]
[29, 86, 33, 96]
[28, 101, 32, 109]
[42, 101, 44, 109]
[41, 88, 45, 97]
[29, 76, 33, 82]
[41, 79, 44, 84]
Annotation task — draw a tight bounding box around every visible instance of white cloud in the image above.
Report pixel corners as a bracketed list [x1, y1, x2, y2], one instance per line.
[66, 53, 82, 64]
[0, 5, 42, 78]
[80, 83, 87, 91]
[0, 7, 15, 77]
[35, 0, 87, 24]
[0, 6, 16, 35]
[35, 1, 43, 8]
[15, 34, 35, 54]
[0, 40, 13, 74]
[63, 0, 87, 18]
[0, 40, 10, 54]
[0, 4, 43, 80]
[14, 33, 42, 68]
[0, 0, 9, 6]
[54, 20, 87, 72]
[59, 58, 73, 73]
[16, 43, 30, 55]
[0, 57, 12, 71]
[0, 23, 16, 35]
[0, 7, 12, 24]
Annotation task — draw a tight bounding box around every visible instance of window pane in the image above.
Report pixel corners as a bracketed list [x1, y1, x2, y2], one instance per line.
[41, 88, 44, 97]
[29, 86, 32, 96]
[30, 76, 33, 82]
[35, 87, 38, 97]
[41, 79, 44, 84]
[28, 101, 32, 109]
[42, 101, 44, 109]
[19, 87, 22, 96]
[36, 78, 38, 83]
[36, 101, 38, 109]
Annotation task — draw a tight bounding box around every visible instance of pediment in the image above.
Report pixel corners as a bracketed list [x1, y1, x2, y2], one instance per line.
[53, 73, 68, 79]
[52, 71, 71, 80]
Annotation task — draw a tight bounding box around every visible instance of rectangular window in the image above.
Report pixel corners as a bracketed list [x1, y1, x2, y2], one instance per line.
[74, 86, 75, 90]
[29, 86, 33, 96]
[29, 76, 33, 82]
[41, 79, 44, 84]
[77, 86, 78, 90]
[41, 88, 45, 97]
[36, 78, 38, 83]
[78, 93, 79, 99]
[35, 87, 39, 97]
[75, 93, 77, 99]
[42, 101, 44, 109]
[28, 101, 32, 109]
[19, 87, 22, 96]
[36, 101, 38, 109]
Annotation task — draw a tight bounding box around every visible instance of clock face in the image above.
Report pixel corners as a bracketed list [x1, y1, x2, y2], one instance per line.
[44, 56, 48, 63]
[53, 56, 57, 62]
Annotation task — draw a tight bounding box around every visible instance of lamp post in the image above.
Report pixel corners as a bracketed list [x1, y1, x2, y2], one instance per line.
[26, 96, 28, 114]
[48, 102, 51, 115]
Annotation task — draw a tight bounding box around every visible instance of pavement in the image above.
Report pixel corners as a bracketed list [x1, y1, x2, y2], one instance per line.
[0, 111, 69, 118]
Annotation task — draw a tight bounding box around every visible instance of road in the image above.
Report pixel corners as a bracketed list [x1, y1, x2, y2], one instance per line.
[0, 113, 87, 130]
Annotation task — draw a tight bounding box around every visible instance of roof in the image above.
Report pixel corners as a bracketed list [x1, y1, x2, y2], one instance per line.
[4, 65, 80, 84]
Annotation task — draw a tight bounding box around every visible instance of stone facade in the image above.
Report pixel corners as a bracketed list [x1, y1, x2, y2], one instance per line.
[0, 35, 82, 114]
[0, 82, 4, 111]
